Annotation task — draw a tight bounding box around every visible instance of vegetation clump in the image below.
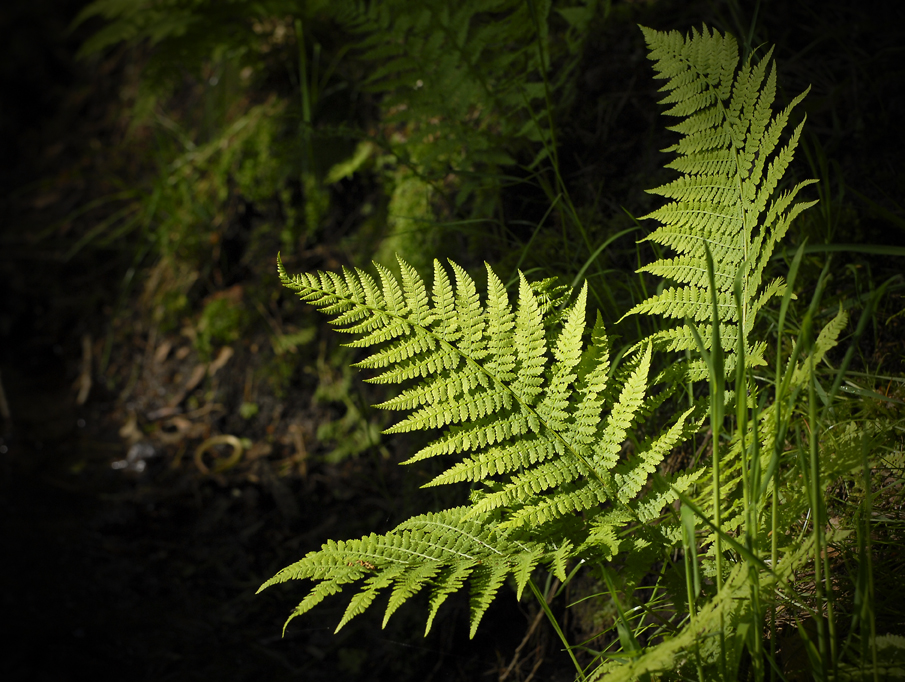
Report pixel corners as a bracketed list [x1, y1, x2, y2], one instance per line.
[13, 1, 902, 679]
[262, 25, 905, 681]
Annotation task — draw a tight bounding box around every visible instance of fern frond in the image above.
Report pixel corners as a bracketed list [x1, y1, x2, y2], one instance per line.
[265, 23, 821, 648]
[424, 560, 476, 636]
[269, 255, 678, 629]
[597, 343, 653, 470]
[630, 25, 814, 379]
[613, 407, 697, 503]
[279, 255, 624, 499]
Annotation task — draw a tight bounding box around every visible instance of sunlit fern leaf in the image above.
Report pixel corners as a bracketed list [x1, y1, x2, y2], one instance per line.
[634, 468, 707, 524]
[497, 349, 698, 529]
[550, 539, 574, 582]
[511, 273, 548, 402]
[382, 562, 440, 628]
[501, 479, 607, 528]
[627, 25, 816, 381]
[259, 506, 548, 637]
[597, 343, 653, 470]
[511, 547, 545, 600]
[424, 434, 559, 486]
[468, 562, 511, 637]
[538, 283, 589, 429]
[335, 565, 405, 633]
[281, 252, 681, 533]
[613, 407, 697, 503]
[579, 510, 631, 560]
[268, 254, 656, 629]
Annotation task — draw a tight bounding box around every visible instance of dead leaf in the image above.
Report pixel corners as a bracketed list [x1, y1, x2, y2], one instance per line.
[118, 411, 140, 442]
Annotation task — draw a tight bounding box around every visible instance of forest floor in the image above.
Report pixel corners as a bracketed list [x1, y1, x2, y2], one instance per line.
[0, 4, 572, 681]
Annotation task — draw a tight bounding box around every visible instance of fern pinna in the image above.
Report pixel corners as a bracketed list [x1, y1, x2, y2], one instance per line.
[260, 256, 694, 636]
[627, 26, 815, 378]
[261, 24, 817, 659]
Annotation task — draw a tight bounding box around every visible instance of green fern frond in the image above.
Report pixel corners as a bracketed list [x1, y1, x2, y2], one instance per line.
[423, 560, 476, 636]
[613, 407, 697, 503]
[280, 255, 616, 492]
[628, 25, 815, 380]
[269, 254, 689, 628]
[258, 506, 547, 636]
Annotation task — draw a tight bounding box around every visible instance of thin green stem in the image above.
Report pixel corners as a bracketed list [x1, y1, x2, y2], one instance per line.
[681, 504, 705, 682]
[808, 351, 829, 681]
[860, 439, 880, 682]
[528, 578, 586, 682]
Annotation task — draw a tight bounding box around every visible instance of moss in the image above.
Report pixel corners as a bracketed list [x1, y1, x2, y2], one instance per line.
[195, 297, 248, 359]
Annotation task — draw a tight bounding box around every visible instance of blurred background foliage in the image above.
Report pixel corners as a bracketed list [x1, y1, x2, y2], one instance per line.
[2, 0, 904, 679]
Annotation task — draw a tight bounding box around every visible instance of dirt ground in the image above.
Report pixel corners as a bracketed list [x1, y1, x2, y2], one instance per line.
[0, 341, 538, 682]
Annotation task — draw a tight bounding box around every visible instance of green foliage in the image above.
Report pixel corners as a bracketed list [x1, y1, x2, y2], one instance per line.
[260, 506, 546, 637]
[261, 23, 905, 680]
[76, 0, 598, 222]
[61, 0, 905, 675]
[274, 254, 695, 532]
[626, 25, 816, 380]
[126, 97, 300, 332]
[196, 296, 249, 358]
[73, 0, 304, 87]
[342, 0, 596, 174]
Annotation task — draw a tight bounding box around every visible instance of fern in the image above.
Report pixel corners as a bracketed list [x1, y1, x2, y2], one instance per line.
[259, 505, 546, 637]
[261, 253, 695, 633]
[343, 0, 596, 176]
[626, 25, 816, 380]
[260, 24, 827, 671]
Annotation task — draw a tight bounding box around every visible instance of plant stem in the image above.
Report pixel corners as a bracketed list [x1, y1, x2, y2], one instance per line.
[528, 578, 586, 682]
[860, 438, 880, 682]
[808, 351, 829, 681]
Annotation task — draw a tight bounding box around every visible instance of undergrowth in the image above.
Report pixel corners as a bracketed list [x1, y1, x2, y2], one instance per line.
[61, 1, 905, 680]
[262, 24, 905, 681]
